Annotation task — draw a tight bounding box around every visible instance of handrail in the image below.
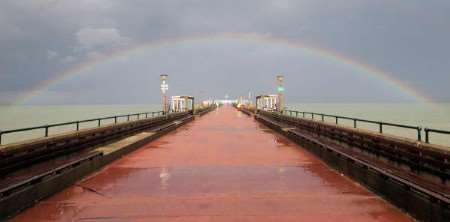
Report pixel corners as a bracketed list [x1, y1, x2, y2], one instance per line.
[281, 110, 423, 142]
[0, 111, 164, 145]
[424, 128, 450, 144]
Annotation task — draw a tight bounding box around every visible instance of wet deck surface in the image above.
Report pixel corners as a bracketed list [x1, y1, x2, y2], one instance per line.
[12, 106, 412, 221]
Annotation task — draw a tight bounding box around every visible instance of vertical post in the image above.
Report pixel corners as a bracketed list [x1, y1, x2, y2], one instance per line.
[127, 115, 130, 121]
[312, 113, 314, 120]
[321, 114, 324, 122]
[114, 116, 117, 124]
[76, 122, 80, 131]
[335, 117, 338, 125]
[0, 132, 3, 145]
[45, 126, 49, 137]
[303, 112, 305, 118]
[379, 122, 383, 133]
[98, 119, 101, 127]
[255, 96, 258, 114]
[192, 97, 195, 115]
[353, 119, 357, 128]
[296, 111, 298, 118]
[417, 127, 422, 141]
[425, 128, 429, 143]
[276, 75, 285, 113]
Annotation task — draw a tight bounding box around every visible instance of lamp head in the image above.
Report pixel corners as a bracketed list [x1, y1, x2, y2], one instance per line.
[276, 74, 284, 83]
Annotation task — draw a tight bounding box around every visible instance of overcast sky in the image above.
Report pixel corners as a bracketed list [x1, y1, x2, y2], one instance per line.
[0, 0, 449, 105]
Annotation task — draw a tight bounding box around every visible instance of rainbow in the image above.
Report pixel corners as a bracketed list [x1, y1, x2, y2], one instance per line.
[15, 32, 433, 104]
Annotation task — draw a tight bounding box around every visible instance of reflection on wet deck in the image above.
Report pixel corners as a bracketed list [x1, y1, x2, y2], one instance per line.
[12, 106, 412, 221]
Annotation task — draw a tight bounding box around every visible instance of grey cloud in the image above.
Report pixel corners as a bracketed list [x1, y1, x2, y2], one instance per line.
[46, 50, 58, 60]
[1, 0, 450, 104]
[75, 27, 131, 50]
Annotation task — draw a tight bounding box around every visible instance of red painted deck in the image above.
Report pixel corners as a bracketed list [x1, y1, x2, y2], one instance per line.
[12, 106, 412, 221]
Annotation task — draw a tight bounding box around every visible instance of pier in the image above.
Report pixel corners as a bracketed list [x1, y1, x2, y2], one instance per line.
[10, 106, 412, 221]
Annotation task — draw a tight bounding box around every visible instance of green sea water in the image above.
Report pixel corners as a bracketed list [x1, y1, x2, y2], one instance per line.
[287, 103, 450, 148]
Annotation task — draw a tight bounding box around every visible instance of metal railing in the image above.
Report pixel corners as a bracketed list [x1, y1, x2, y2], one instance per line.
[424, 128, 450, 144]
[0, 111, 164, 145]
[283, 110, 423, 141]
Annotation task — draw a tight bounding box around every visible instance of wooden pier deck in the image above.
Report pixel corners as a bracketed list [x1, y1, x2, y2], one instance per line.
[12, 106, 412, 221]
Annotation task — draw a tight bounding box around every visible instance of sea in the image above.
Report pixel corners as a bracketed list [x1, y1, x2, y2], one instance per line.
[0, 103, 449, 148]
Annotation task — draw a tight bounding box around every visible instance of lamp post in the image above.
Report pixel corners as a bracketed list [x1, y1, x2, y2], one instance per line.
[276, 75, 285, 113]
[160, 74, 168, 114]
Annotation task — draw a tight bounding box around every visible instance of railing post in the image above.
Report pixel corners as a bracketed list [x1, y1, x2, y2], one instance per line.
[295, 111, 298, 118]
[321, 114, 324, 122]
[76, 121, 80, 131]
[335, 117, 338, 125]
[145, 113, 148, 119]
[127, 115, 130, 121]
[45, 126, 49, 137]
[353, 119, 357, 128]
[425, 128, 429, 143]
[417, 127, 422, 141]
[379, 123, 383, 133]
[0, 132, 3, 145]
[114, 116, 118, 124]
[312, 113, 314, 120]
[98, 119, 101, 127]
[303, 112, 305, 118]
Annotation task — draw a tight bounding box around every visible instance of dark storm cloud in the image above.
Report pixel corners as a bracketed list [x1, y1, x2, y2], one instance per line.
[0, 0, 449, 104]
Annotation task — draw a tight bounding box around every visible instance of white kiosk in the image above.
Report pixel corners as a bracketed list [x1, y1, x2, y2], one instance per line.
[256, 94, 278, 111]
[171, 95, 195, 113]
